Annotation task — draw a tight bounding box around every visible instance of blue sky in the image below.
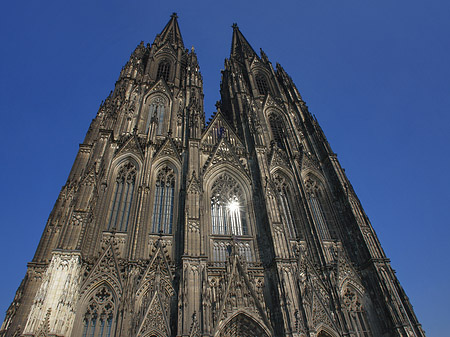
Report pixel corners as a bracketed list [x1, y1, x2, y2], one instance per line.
[0, 1, 449, 335]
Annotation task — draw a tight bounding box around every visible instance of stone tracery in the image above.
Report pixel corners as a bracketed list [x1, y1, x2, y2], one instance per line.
[151, 165, 175, 234]
[80, 285, 116, 337]
[210, 173, 247, 236]
[108, 161, 137, 232]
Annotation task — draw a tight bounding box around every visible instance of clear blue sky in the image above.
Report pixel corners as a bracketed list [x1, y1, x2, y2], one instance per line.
[1, 1, 449, 336]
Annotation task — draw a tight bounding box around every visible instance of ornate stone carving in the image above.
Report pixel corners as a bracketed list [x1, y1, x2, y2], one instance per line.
[134, 244, 175, 337]
[268, 147, 290, 169]
[302, 152, 321, 172]
[23, 253, 81, 337]
[136, 293, 170, 337]
[202, 138, 248, 176]
[154, 137, 181, 163]
[189, 312, 201, 337]
[311, 293, 334, 331]
[208, 256, 270, 334]
[114, 134, 146, 159]
[80, 245, 123, 301]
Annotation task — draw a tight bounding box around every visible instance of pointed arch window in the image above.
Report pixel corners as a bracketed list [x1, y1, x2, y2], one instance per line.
[309, 193, 330, 240]
[342, 288, 372, 337]
[273, 174, 297, 238]
[108, 162, 136, 232]
[305, 177, 331, 240]
[151, 166, 175, 234]
[81, 285, 116, 337]
[210, 173, 248, 236]
[146, 97, 166, 135]
[156, 60, 171, 82]
[255, 73, 269, 96]
[269, 113, 286, 150]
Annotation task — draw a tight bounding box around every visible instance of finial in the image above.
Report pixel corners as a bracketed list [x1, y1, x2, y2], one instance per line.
[171, 12, 178, 19]
[232, 23, 238, 29]
[260, 48, 268, 62]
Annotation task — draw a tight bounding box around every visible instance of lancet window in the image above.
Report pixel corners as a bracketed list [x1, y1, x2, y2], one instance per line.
[342, 288, 372, 337]
[305, 176, 331, 240]
[255, 73, 269, 96]
[210, 173, 248, 236]
[81, 285, 116, 337]
[151, 166, 175, 234]
[273, 174, 297, 238]
[146, 97, 166, 135]
[156, 60, 171, 82]
[108, 162, 136, 232]
[269, 113, 286, 150]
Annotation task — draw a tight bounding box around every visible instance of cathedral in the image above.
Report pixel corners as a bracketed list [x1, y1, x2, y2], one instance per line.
[1, 14, 425, 337]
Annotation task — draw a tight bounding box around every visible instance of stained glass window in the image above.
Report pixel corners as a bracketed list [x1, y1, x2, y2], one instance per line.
[81, 286, 115, 337]
[210, 173, 248, 236]
[108, 162, 136, 231]
[343, 288, 372, 337]
[151, 166, 175, 234]
[273, 174, 297, 238]
[269, 113, 286, 150]
[156, 60, 170, 82]
[255, 74, 269, 96]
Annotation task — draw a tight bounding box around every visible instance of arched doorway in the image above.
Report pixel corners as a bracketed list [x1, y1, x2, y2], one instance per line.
[217, 312, 269, 337]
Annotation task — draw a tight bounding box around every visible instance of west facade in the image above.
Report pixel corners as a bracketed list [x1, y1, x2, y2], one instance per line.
[0, 15, 425, 337]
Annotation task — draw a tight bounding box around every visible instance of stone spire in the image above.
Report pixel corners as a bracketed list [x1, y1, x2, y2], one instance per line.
[230, 23, 257, 60]
[154, 12, 184, 49]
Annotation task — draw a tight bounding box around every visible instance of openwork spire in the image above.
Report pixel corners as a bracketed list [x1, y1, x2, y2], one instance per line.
[155, 13, 184, 49]
[230, 23, 257, 59]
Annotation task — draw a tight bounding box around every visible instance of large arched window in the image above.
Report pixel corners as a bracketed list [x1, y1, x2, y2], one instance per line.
[156, 60, 171, 82]
[273, 173, 297, 238]
[305, 176, 331, 240]
[268, 113, 286, 150]
[211, 173, 248, 236]
[151, 165, 175, 234]
[146, 97, 166, 135]
[342, 287, 372, 337]
[108, 162, 137, 232]
[81, 285, 116, 337]
[255, 73, 269, 96]
[210, 173, 253, 264]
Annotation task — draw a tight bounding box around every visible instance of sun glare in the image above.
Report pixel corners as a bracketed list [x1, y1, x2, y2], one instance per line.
[227, 200, 239, 212]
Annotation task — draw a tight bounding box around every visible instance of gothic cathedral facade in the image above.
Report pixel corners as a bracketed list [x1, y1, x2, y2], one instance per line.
[1, 14, 425, 337]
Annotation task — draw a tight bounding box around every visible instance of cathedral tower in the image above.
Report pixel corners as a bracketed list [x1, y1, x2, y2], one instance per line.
[1, 15, 425, 337]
